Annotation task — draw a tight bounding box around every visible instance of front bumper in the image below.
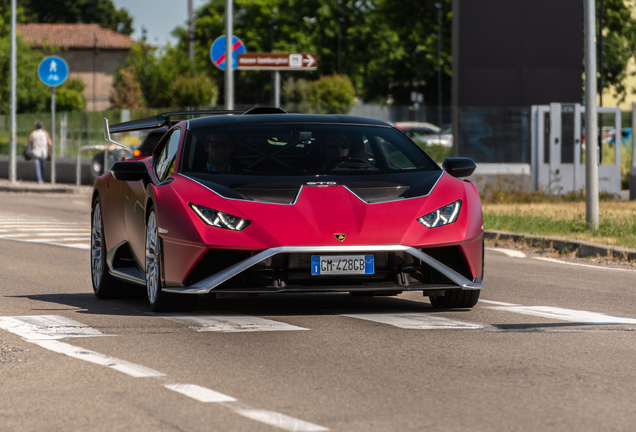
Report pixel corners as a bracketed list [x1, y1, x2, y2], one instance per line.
[162, 245, 484, 294]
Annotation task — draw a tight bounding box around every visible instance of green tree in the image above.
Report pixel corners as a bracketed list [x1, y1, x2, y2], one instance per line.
[111, 65, 145, 109]
[597, 0, 636, 103]
[120, 41, 219, 108]
[17, 0, 133, 35]
[179, 0, 448, 106]
[0, 34, 49, 113]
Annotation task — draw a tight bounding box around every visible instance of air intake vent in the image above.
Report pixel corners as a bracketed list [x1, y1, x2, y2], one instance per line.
[234, 183, 301, 204]
[348, 186, 410, 203]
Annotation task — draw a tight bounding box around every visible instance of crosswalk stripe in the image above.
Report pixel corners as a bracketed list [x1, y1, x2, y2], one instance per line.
[236, 409, 329, 432]
[327, 310, 483, 329]
[0, 213, 91, 249]
[0, 232, 90, 238]
[0, 228, 90, 232]
[485, 305, 636, 325]
[159, 312, 309, 333]
[0, 315, 107, 340]
[0, 315, 164, 378]
[164, 384, 237, 402]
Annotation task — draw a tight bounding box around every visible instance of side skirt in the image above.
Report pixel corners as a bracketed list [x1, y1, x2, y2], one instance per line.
[106, 241, 146, 286]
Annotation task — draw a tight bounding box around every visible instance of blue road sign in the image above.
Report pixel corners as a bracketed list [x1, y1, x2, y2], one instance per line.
[210, 35, 246, 71]
[38, 56, 69, 87]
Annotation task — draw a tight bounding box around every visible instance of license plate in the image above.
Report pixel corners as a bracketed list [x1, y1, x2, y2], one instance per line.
[311, 255, 374, 275]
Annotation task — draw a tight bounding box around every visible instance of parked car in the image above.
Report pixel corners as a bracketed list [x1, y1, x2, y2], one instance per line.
[394, 122, 453, 148]
[90, 127, 169, 178]
[91, 108, 484, 312]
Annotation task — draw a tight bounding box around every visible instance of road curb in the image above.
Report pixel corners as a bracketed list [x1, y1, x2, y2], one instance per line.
[485, 230, 636, 261]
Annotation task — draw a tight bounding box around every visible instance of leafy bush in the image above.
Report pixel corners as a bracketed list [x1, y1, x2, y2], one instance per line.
[170, 73, 218, 108]
[47, 77, 86, 111]
[283, 74, 356, 114]
[309, 74, 356, 114]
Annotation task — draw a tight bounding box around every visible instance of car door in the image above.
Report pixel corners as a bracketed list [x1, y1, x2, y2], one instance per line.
[124, 127, 181, 267]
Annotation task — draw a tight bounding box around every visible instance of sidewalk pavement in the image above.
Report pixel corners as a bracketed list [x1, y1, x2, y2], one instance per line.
[0, 179, 92, 195]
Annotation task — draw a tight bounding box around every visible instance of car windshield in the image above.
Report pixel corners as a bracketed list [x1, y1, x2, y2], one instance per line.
[180, 124, 437, 175]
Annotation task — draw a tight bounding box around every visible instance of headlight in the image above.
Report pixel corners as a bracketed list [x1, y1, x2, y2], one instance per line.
[417, 200, 461, 228]
[189, 203, 251, 231]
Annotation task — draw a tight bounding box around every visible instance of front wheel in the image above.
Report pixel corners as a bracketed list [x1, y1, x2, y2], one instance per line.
[429, 289, 480, 308]
[145, 207, 196, 312]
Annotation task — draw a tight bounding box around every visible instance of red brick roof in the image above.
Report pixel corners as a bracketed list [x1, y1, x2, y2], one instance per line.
[18, 23, 135, 50]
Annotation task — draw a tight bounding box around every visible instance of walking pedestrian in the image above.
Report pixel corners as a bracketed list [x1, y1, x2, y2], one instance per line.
[28, 121, 52, 183]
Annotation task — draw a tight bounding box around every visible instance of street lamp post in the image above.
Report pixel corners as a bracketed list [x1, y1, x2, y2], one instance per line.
[225, 0, 234, 110]
[9, 0, 16, 183]
[436, 3, 442, 136]
[141, 26, 147, 99]
[584, 0, 599, 230]
[337, 0, 344, 74]
[93, 36, 99, 111]
[598, 0, 604, 163]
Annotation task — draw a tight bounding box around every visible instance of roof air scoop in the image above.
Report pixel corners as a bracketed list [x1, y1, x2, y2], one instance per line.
[243, 107, 288, 115]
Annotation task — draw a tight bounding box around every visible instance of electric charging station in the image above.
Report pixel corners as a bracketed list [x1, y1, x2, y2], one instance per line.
[531, 104, 621, 195]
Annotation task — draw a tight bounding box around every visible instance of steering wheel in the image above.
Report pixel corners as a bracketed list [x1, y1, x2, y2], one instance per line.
[325, 156, 371, 171]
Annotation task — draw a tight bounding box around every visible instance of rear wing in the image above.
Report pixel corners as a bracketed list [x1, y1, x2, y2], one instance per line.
[103, 107, 287, 148]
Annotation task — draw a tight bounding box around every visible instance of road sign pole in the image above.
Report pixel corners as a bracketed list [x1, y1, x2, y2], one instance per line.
[225, 0, 234, 110]
[630, 101, 636, 200]
[584, 0, 599, 230]
[274, 71, 280, 106]
[9, 0, 16, 183]
[51, 87, 56, 185]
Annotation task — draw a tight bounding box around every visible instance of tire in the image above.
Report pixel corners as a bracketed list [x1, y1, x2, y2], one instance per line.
[429, 289, 480, 308]
[91, 197, 124, 299]
[145, 206, 197, 312]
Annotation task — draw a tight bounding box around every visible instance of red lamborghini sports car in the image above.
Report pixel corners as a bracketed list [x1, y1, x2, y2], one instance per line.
[91, 108, 484, 312]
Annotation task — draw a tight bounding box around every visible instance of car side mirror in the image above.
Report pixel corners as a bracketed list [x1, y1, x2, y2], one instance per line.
[442, 157, 477, 178]
[110, 161, 149, 182]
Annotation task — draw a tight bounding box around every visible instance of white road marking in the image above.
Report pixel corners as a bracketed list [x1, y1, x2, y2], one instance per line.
[534, 257, 636, 272]
[236, 409, 329, 432]
[479, 300, 519, 306]
[0, 315, 165, 378]
[486, 247, 527, 258]
[33, 340, 165, 378]
[54, 243, 90, 249]
[161, 313, 309, 333]
[164, 384, 236, 402]
[0, 236, 90, 249]
[0, 315, 107, 340]
[330, 310, 483, 329]
[0, 232, 90, 238]
[0, 212, 91, 250]
[486, 305, 636, 325]
[0, 227, 91, 232]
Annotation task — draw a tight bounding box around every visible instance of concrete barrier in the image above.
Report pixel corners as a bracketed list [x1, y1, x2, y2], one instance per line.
[0, 156, 95, 185]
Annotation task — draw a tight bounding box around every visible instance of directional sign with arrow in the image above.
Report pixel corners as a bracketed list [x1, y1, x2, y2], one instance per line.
[237, 53, 318, 71]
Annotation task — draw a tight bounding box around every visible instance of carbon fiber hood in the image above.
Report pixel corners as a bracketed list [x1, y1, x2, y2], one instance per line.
[181, 171, 444, 204]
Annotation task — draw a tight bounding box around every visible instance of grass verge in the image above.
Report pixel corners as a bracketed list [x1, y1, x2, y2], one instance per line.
[483, 200, 636, 250]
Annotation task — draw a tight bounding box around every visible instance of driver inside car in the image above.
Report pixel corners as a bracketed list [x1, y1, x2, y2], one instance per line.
[204, 132, 237, 173]
[318, 131, 351, 169]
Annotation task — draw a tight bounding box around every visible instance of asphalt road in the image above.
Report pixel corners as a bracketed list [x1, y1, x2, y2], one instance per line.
[1, 191, 636, 432]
